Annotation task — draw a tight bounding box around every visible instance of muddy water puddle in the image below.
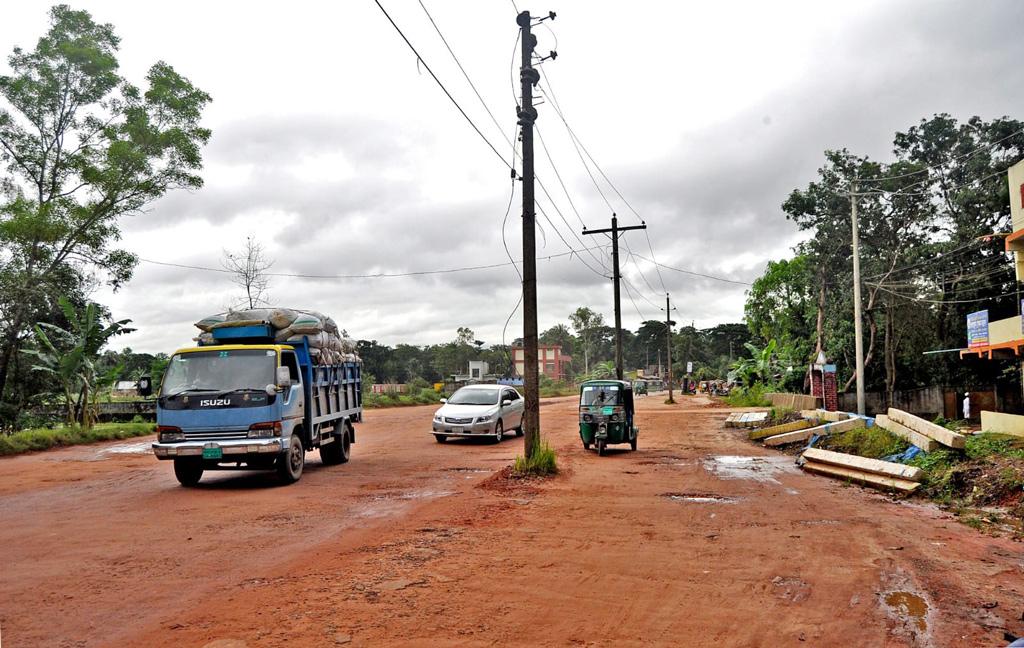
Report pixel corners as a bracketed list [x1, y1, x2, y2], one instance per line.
[702, 455, 797, 484]
[661, 492, 739, 504]
[882, 590, 929, 633]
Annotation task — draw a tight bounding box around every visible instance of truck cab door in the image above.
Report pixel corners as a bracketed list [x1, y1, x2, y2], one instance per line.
[281, 351, 303, 412]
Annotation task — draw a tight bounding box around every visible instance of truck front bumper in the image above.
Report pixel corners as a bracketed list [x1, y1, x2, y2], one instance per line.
[152, 438, 284, 459]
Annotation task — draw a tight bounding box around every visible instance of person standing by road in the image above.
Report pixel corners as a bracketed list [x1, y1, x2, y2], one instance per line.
[962, 392, 971, 421]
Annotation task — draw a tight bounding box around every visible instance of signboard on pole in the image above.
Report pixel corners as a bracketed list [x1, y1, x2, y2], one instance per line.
[967, 310, 989, 349]
[686, 361, 693, 374]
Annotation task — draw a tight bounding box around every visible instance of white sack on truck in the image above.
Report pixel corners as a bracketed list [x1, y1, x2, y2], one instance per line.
[193, 307, 360, 366]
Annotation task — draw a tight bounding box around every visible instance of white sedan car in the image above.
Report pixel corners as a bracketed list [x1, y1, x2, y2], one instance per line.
[431, 384, 525, 443]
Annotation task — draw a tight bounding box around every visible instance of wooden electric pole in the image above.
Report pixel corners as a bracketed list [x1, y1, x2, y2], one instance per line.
[517, 10, 541, 457]
[663, 293, 676, 403]
[583, 214, 646, 380]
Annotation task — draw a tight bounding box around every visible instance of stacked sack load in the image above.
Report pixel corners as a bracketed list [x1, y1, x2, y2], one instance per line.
[193, 308, 360, 365]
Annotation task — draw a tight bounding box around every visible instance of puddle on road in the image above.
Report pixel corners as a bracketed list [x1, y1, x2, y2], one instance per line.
[371, 489, 456, 501]
[661, 492, 739, 504]
[883, 591, 929, 633]
[67, 440, 153, 461]
[702, 455, 797, 484]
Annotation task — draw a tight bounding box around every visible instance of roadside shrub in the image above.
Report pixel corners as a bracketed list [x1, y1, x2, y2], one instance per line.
[0, 422, 156, 456]
[512, 441, 558, 477]
[821, 425, 908, 459]
[724, 382, 772, 407]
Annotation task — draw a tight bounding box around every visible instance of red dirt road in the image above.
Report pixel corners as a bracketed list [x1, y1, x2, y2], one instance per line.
[2, 395, 1023, 647]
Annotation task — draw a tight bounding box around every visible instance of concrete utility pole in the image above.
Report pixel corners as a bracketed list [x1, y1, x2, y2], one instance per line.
[663, 293, 676, 403]
[583, 214, 646, 380]
[850, 184, 866, 415]
[517, 10, 541, 458]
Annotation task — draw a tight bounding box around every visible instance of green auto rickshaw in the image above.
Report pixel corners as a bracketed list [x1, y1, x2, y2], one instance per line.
[578, 379, 638, 455]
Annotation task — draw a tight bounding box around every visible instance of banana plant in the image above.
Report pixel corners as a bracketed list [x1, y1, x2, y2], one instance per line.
[26, 298, 134, 428]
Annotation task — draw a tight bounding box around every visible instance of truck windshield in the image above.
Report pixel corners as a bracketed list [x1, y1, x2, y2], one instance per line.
[447, 388, 499, 405]
[581, 385, 621, 406]
[161, 349, 276, 396]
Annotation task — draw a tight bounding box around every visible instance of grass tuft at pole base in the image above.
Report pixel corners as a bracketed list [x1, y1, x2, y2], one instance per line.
[512, 441, 558, 477]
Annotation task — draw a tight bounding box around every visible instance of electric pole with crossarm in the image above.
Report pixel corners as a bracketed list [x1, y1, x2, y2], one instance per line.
[582, 214, 647, 380]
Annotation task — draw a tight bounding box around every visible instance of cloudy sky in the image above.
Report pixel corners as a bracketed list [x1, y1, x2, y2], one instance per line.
[3, 0, 1024, 353]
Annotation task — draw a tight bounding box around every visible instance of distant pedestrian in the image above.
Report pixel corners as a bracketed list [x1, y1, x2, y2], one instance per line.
[962, 392, 971, 420]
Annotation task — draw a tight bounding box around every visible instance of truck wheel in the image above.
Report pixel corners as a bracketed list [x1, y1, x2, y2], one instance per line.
[277, 435, 305, 484]
[320, 422, 351, 466]
[173, 458, 203, 487]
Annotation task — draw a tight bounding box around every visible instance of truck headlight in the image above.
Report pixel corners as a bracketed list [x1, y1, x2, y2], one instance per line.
[248, 421, 282, 438]
[157, 426, 185, 442]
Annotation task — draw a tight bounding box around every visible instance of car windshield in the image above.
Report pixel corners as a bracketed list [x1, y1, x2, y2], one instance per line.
[447, 388, 499, 406]
[581, 385, 621, 406]
[161, 349, 276, 396]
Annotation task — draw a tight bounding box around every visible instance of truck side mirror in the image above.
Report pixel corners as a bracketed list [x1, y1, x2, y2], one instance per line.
[138, 376, 152, 397]
[276, 366, 291, 387]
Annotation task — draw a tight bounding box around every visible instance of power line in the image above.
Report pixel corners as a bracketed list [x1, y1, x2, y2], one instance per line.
[861, 238, 990, 281]
[139, 245, 608, 280]
[632, 253, 753, 286]
[372, 0, 511, 170]
[537, 67, 669, 294]
[857, 127, 1024, 184]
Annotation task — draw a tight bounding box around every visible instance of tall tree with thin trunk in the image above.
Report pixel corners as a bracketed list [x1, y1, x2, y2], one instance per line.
[0, 5, 211, 423]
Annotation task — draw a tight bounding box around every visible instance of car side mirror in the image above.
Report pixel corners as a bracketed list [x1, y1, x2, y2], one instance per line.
[276, 366, 291, 387]
[501, 398, 512, 406]
[138, 376, 152, 397]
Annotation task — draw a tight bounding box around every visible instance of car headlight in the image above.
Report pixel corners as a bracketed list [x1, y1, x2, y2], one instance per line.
[476, 413, 494, 423]
[433, 413, 442, 422]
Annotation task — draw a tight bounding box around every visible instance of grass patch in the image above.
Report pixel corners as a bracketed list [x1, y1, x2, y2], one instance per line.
[364, 388, 444, 409]
[512, 441, 558, 477]
[0, 422, 156, 456]
[723, 382, 772, 408]
[819, 425, 909, 459]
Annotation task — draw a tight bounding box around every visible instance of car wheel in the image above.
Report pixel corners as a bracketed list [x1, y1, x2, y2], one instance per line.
[173, 458, 203, 487]
[493, 421, 503, 443]
[434, 434, 447, 443]
[277, 434, 305, 484]
[515, 424, 524, 437]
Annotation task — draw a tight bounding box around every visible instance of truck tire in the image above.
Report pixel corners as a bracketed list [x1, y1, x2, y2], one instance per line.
[173, 458, 203, 487]
[277, 434, 305, 484]
[320, 421, 351, 465]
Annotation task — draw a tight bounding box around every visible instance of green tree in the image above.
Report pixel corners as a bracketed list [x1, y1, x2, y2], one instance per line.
[568, 307, 604, 374]
[0, 5, 211, 420]
[26, 297, 133, 427]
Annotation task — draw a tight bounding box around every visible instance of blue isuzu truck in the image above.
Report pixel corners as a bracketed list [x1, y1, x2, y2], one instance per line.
[141, 321, 362, 486]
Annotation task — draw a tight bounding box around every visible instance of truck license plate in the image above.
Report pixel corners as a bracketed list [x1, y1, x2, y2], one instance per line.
[451, 426, 463, 434]
[202, 447, 223, 459]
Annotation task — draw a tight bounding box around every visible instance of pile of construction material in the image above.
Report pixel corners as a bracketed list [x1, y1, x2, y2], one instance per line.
[194, 308, 360, 365]
[799, 448, 922, 493]
[725, 411, 768, 428]
[875, 408, 965, 451]
[740, 406, 968, 493]
[747, 409, 865, 447]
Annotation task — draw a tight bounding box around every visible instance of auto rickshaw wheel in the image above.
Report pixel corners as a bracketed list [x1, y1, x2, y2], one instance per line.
[597, 440, 606, 456]
[630, 436, 637, 451]
[582, 438, 590, 450]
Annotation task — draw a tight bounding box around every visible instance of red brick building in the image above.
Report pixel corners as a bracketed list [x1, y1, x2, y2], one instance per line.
[511, 344, 572, 381]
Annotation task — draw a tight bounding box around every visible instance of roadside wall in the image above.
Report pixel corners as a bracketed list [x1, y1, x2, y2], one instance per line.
[766, 392, 821, 410]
